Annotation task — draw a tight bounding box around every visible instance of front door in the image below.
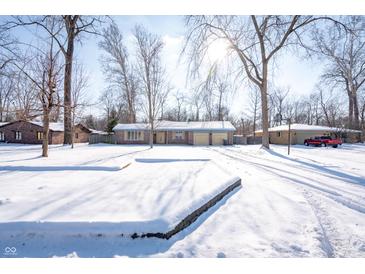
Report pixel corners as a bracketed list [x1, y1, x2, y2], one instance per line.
[156, 131, 165, 144]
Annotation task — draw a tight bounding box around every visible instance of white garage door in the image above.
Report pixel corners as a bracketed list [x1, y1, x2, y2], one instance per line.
[212, 132, 227, 145]
[194, 133, 209, 145]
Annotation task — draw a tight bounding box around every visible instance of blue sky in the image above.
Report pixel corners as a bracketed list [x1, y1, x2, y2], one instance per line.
[79, 16, 325, 118]
[3, 15, 324, 118]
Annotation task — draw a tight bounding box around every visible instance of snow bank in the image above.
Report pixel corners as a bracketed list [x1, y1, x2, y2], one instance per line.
[0, 144, 239, 236]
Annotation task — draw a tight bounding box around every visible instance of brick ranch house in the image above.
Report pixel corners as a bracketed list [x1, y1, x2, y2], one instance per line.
[113, 120, 236, 145]
[255, 123, 363, 145]
[0, 120, 91, 144]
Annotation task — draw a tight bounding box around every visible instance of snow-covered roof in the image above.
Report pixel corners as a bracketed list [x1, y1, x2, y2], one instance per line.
[255, 123, 362, 133]
[0, 120, 93, 132]
[89, 129, 109, 135]
[113, 123, 150, 131]
[113, 120, 236, 132]
[0, 122, 10, 128]
[29, 121, 65, 132]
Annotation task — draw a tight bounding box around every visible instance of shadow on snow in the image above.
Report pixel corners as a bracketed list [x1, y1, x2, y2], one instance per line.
[0, 187, 241, 258]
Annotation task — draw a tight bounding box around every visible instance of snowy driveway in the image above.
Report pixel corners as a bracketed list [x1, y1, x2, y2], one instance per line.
[162, 144, 365, 258]
[0, 143, 365, 257]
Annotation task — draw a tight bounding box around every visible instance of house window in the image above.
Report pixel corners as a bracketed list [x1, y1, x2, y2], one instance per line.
[276, 132, 281, 137]
[37, 131, 43, 140]
[0, 132, 4, 141]
[75, 133, 79, 139]
[127, 131, 143, 141]
[174, 131, 184, 140]
[15, 131, 22, 140]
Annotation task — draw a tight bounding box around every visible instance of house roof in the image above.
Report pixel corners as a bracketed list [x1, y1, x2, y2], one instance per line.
[0, 120, 91, 132]
[113, 120, 236, 132]
[29, 121, 65, 132]
[89, 129, 109, 135]
[255, 123, 362, 133]
[0, 122, 10, 128]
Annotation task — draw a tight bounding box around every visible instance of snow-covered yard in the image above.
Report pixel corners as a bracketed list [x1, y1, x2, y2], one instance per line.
[0, 143, 365, 257]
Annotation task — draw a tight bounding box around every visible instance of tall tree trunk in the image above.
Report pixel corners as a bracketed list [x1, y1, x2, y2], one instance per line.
[353, 93, 360, 130]
[42, 109, 50, 157]
[252, 97, 257, 144]
[63, 29, 75, 144]
[260, 63, 270, 149]
[218, 91, 223, 121]
[148, 84, 153, 148]
[348, 95, 354, 129]
[149, 119, 154, 148]
[361, 103, 365, 130]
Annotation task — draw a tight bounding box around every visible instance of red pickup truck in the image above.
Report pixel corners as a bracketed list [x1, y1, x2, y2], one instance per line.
[304, 136, 342, 148]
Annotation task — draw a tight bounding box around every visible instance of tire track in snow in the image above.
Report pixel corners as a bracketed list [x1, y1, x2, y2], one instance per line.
[209, 147, 365, 257]
[302, 190, 335, 257]
[302, 189, 365, 257]
[212, 147, 365, 214]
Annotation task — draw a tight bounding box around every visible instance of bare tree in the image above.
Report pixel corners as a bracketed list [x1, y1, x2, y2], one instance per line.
[11, 30, 62, 157]
[172, 90, 185, 121]
[184, 15, 341, 148]
[134, 25, 169, 148]
[188, 85, 205, 121]
[99, 21, 138, 123]
[215, 77, 231, 121]
[307, 92, 322, 125]
[271, 86, 290, 125]
[202, 79, 215, 121]
[12, 72, 39, 120]
[360, 93, 365, 130]
[247, 87, 260, 143]
[99, 88, 116, 122]
[4, 16, 103, 144]
[71, 62, 90, 148]
[311, 16, 365, 130]
[0, 24, 17, 71]
[0, 69, 15, 121]
[317, 86, 343, 128]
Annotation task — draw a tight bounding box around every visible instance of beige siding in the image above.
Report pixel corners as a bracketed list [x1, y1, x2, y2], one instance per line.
[212, 132, 227, 145]
[156, 131, 165, 144]
[295, 131, 331, 144]
[269, 130, 332, 145]
[269, 131, 295, 145]
[193, 132, 209, 145]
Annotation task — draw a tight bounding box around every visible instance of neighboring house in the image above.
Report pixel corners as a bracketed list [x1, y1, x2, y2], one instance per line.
[0, 120, 91, 144]
[113, 120, 236, 145]
[255, 123, 362, 145]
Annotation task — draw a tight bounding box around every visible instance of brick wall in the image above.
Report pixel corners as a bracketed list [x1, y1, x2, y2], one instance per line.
[0, 121, 45, 144]
[73, 125, 90, 143]
[0, 121, 94, 145]
[50, 131, 64, 144]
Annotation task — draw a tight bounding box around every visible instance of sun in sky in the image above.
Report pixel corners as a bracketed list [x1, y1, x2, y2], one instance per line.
[207, 38, 230, 63]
